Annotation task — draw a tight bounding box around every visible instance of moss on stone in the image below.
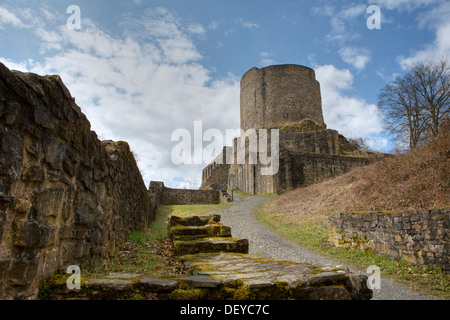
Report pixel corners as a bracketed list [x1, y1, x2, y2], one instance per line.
[169, 282, 206, 300]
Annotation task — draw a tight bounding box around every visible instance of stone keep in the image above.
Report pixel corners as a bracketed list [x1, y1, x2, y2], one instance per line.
[202, 64, 384, 193]
[240, 65, 325, 131]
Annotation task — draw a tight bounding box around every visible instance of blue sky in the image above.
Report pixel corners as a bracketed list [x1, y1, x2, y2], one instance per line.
[1, 0, 449, 188]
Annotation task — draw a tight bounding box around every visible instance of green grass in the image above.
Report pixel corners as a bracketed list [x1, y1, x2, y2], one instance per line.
[254, 202, 450, 300]
[157, 202, 233, 219]
[128, 231, 148, 244]
[87, 202, 229, 277]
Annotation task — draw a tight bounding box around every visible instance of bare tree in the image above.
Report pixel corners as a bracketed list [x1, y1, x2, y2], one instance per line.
[378, 74, 426, 149]
[408, 59, 450, 137]
[378, 59, 450, 149]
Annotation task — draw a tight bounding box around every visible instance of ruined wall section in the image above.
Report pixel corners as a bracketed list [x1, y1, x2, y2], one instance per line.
[227, 127, 377, 194]
[0, 63, 154, 299]
[150, 181, 220, 205]
[240, 65, 325, 131]
[200, 147, 231, 190]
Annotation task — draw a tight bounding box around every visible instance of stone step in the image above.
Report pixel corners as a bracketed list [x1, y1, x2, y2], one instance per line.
[169, 224, 232, 241]
[178, 253, 372, 300]
[168, 214, 220, 228]
[173, 237, 249, 256]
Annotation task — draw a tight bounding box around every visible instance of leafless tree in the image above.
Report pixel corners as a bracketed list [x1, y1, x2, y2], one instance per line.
[378, 74, 426, 149]
[409, 59, 450, 137]
[378, 59, 449, 149]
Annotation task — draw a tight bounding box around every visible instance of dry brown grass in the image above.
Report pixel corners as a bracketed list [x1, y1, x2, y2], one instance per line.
[264, 130, 450, 222]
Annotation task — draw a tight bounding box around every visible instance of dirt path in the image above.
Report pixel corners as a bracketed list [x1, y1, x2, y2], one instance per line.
[210, 194, 435, 300]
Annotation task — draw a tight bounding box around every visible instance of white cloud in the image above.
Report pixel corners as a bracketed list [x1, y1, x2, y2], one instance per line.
[370, 0, 441, 11]
[0, 57, 30, 71]
[339, 47, 371, 70]
[397, 1, 450, 67]
[2, 7, 240, 188]
[313, 4, 366, 44]
[212, 17, 260, 36]
[208, 21, 220, 30]
[398, 21, 450, 68]
[0, 5, 25, 28]
[236, 18, 260, 30]
[187, 23, 206, 36]
[260, 52, 276, 66]
[315, 65, 383, 140]
[340, 4, 367, 19]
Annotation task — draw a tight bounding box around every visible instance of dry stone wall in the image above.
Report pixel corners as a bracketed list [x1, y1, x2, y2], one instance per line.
[329, 208, 449, 273]
[0, 63, 154, 299]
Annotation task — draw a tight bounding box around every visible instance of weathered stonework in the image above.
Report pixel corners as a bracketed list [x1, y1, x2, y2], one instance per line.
[40, 214, 373, 300]
[0, 63, 154, 299]
[240, 65, 325, 131]
[227, 125, 382, 194]
[329, 208, 450, 272]
[201, 64, 385, 194]
[201, 147, 231, 191]
[149, 181, 220, 206]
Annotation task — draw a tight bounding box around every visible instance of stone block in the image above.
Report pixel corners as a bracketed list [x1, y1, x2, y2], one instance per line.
[173, 237, 249, 256]
[139, 278, 179, 292]
[12, 220, 41, 249]
[87, 279, 135, 291]
[179, 275, 221, 288]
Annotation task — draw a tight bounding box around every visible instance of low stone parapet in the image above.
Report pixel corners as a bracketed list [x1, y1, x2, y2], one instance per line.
[329, 208, 449, 273]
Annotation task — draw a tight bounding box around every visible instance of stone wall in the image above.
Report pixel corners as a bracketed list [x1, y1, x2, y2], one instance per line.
[149, 181, 220, 205]
[0, 63, 154, 299]
[202, 64, 386, 195]
[227, 126, 382, 194]
[328, 208, 449, 273]
[200, 146, 231, 190]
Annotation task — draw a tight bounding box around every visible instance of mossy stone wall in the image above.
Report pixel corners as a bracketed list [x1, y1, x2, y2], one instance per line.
[0, 63, 155, 299]
[329, 208, 449, 273]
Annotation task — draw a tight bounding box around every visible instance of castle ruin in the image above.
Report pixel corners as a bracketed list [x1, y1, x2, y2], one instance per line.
[202, 64, 383, 194]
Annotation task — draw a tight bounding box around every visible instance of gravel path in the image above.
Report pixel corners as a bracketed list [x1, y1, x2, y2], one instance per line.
[212, 194, 435, 300]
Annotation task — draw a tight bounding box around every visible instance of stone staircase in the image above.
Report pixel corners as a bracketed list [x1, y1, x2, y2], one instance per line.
[169, 215, 372, 300]
[40, 214, 373, 300]
[168, 214, 248, 255]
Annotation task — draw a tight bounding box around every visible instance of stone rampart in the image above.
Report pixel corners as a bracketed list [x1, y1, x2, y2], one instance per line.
[0, 63, 154, 299]
[328, 208, 449, 273]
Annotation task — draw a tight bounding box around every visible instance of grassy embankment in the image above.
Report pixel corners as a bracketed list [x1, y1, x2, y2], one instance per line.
[255, 131, 450, 299]
[87, 202, 232, 277]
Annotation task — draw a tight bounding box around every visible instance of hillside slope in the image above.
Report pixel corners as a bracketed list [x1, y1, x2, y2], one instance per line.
[264, 129, 449, 224]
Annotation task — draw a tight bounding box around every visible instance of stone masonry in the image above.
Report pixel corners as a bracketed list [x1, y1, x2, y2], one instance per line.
[329, 208, 449, 273]
[202, 64, 385, 193]
[0, 63, 154, 299]
[43, 214, 372, 300]
[149, 181, 221, 206]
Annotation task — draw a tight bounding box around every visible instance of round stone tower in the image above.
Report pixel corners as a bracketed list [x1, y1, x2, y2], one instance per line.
[240, 64, 325, 131]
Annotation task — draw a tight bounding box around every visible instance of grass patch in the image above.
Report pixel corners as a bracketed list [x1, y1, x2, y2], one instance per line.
[254, 202, 450, 300]
[128, 231, 148, 244]
[158, 202, 233, 219]
[87, 202, 230, 277]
